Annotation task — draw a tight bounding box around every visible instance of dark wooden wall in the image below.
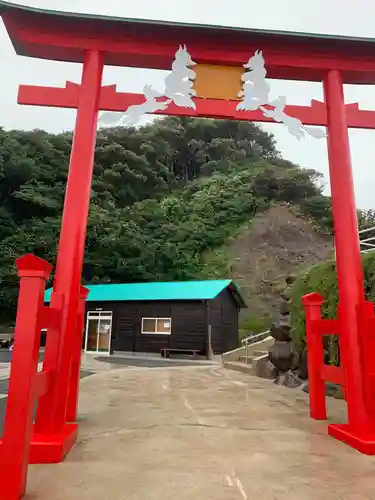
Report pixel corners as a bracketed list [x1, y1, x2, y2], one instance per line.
[84, 292, 239, 355]
[86, 299, 208, 355]
[209, 289, 239, 354]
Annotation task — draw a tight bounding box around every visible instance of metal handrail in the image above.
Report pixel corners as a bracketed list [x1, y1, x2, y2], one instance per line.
[242, 330, 271, 364]
[359, 225, 375, 235]
[241, 330, 270, 346]
[359, 226, 375, 254]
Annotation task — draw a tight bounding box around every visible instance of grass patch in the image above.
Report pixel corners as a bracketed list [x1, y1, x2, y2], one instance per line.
[239, 314, 271, 335]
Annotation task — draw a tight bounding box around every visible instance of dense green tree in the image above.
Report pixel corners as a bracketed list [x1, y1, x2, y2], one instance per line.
[0, 118, 331, 324]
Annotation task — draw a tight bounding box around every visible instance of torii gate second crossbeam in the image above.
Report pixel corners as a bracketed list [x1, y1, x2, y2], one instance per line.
[18, 81, 375, 129]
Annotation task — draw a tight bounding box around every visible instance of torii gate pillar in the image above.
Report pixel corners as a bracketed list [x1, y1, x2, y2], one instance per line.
[34, 51, 104, 435]
[324, 70, 370, 434]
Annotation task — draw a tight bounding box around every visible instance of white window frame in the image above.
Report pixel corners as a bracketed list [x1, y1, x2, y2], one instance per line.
[141, 317, 172, 335]
[85, 311, 113, 354]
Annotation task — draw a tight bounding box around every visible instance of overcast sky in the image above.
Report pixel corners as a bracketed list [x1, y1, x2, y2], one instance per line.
[2, 0, 375, 208]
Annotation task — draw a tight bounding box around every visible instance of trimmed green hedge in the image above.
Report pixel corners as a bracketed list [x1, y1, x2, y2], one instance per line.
[290, 252, 375, 348]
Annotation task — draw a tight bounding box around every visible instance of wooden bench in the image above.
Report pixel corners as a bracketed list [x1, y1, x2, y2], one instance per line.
[160, 348, 203, 358]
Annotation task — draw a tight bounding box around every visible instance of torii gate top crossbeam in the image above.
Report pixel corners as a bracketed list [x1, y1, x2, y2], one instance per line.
[2, 0, 375, 84]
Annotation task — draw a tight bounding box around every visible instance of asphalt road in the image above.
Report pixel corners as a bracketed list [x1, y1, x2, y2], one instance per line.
[0, 351, 44, 364]
[0, 370, 94, 435]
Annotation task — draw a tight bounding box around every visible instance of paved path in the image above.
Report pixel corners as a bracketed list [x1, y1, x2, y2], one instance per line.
[24, 366, 375, 500]
[96, 355, 214, 368]
[0, 354, 215, 434]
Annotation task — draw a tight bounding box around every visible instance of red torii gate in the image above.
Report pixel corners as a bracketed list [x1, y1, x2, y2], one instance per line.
[1, 2, 375, 496]
[17, 82, 375, 128]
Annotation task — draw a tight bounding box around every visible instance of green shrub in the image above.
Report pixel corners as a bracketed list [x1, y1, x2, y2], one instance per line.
[290, 252, 375, 349]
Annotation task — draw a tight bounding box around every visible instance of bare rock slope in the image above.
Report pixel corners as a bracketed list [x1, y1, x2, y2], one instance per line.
[230, 204, 333, 323]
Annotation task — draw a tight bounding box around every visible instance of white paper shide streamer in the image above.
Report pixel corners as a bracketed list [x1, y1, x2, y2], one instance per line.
[100, 45, 325, 140]
[99, 45, 196, 127]
[236, 50, 325, 140]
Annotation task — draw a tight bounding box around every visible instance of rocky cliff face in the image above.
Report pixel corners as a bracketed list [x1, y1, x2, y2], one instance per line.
[228, 204, 333, 325]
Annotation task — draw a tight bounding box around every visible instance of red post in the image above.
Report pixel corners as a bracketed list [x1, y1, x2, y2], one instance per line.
[65, 286, 89, 423]
[0, 255, 52, 499]
[35, 50, 104, 436]
[360, 302, 375, 415]
[323, 70, 369, 430]
[302, 293, 327, 420]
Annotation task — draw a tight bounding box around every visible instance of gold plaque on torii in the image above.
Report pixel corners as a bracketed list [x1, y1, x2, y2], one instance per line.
[194, 64, 244, 100]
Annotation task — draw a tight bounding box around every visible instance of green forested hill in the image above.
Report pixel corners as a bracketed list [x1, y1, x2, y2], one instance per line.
[0, 117, 335, 324]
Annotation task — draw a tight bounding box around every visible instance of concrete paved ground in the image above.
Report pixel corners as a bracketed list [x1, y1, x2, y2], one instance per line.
[24, 366, 375, 500]
[96, 354, 214, 368]
[0, 353, 216, 433]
